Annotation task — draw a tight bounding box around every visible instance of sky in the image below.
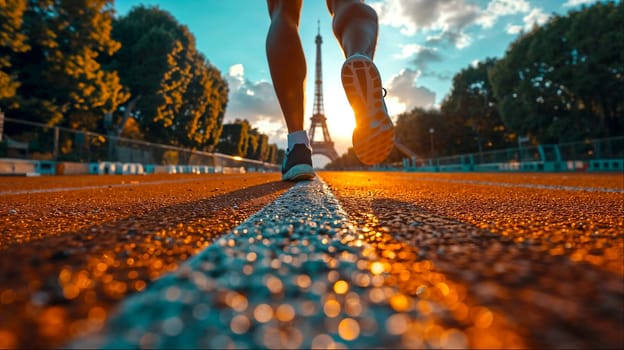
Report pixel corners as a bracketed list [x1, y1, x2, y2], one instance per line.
[114, 0, 606, 166]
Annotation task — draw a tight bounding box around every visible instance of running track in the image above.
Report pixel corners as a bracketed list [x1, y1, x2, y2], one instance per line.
[0, 172, 622, 348]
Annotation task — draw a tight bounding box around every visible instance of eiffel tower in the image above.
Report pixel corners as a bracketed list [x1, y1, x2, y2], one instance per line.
[308, 22, 339, 161]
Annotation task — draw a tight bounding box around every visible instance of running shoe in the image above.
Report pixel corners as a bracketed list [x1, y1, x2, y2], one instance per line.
[281, 144, 315, 181]
[341, 54, 395, 165]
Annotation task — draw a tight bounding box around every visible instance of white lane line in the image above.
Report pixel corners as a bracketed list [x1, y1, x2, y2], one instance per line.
[407, 176, 624, 193]
[70, 178, 448, 349]
[0, 175, 250, 196]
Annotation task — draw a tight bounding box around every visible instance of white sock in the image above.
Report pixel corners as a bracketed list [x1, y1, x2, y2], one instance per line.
[287, 130, 311, 151]
[347, 53, 372, 61]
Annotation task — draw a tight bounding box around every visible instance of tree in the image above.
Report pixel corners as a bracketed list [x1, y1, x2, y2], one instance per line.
[110, 5, 228, 147]
[393, 108, 446, 157]
[0, 0, 29, 101]
[560, 1, 624, 139]
[490, 1, 624, 143]
[266, 144, 278, 164]
[245, 132, 259, 159]
[111, 5, 192, 143]
[6, 0, 128, 130]
[441, 58, 513, 155]
[254, 133, 269, 162]
[214, 119, 285, 163]
[199, 64, 228, 151]
[177, 50, 228, 150]
[276, 148, 285, 165]
[119, 116, 144, 140]
[216, 120, 250, 157]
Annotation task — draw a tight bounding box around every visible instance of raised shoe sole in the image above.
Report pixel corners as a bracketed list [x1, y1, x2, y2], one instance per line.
[341, 55, 395, 165]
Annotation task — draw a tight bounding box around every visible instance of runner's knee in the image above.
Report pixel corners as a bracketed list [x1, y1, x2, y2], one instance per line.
[330, 1, 378, 38]
[268, 0, 303, 23]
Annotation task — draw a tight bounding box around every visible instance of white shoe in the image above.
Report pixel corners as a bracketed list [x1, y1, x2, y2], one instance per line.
[341, 54, 395, 165]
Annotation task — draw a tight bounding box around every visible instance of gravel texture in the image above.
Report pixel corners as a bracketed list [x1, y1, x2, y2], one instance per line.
[72, 178, 459, 349]
[0, 174, 290, 349]
[0, 172, 622, 349]
[321, 171, 623, 348]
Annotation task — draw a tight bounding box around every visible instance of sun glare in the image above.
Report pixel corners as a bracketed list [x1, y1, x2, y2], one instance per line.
[323, 88, 356, 140]
[385, 97, 407, 120]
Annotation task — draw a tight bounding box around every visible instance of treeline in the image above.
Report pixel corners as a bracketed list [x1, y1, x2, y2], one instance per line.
[327, 1, 623, 169]
[0, 1, 282, 163]
[217, 119, 284, 164]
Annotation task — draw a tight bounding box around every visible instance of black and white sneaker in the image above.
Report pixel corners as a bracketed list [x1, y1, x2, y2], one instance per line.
[281, 144, 315, 181]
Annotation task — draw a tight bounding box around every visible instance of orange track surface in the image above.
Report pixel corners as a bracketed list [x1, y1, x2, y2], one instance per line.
[321, 171, 623, 348]
[0, 171, 622, 348]
[0, 173, 290, 348]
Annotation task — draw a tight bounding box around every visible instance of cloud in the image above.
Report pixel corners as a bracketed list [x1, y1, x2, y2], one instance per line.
[505, 24, 524, 34]
[524, 8, 550, 27]
[477, 0, 531, 28]
[426, 30, 471, 49]
[409, 46, 443, 69]
[393, 43, 425, 59]
[224, 64, 287, 144]
[505, 7, 551, 34]
[385, 68, 436, 113]
[563, 0, 600, 7]
[372, 0, 555, 48]
[371, 0, 480, 48]
[401, 45, 452, 80]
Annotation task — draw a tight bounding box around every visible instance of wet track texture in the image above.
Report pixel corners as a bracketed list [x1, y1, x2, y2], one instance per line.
[0, 172, 622, 348]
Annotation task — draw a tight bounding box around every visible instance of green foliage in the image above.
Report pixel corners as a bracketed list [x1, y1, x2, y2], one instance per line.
[266, 144, 279, 164]
[276, 148, 285, 165]
[0, 0, 29, 100]
[111, 5, 191, 143]
[5, 0, 128, 129]
[394, 108, 445, 157]
[179, 51, 228, 150]
[0, 2, 288, 162]
[440, 58, 514, 154]
[489, 1, 624, 143]
[254, 134, 270, 162]
[110, 5, 228, 149]
[245, 132, 259, 159]
[216, 119, 284, 164]
[217, 120, 249, 157]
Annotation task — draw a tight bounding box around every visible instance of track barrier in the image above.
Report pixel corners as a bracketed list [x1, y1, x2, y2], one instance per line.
[403, 138, 624, 173]
[1, 117, 281, 176]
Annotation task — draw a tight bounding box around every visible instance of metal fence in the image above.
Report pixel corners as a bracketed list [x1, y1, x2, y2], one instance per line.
[2, 114, 621, 174]
[402, 136, 624, 172]
[0, 116, 280, 174]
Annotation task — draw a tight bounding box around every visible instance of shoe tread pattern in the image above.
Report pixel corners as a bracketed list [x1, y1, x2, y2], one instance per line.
[342, 56, 394, 165]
